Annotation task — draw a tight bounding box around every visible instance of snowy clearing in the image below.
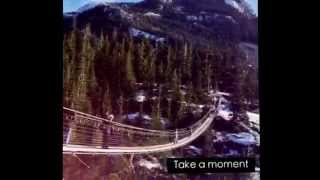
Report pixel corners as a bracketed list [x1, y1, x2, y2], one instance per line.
[137, 159, 162, 170]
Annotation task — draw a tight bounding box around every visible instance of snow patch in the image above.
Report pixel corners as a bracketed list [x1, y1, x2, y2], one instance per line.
[187, 103, 205, 109]
[185, 145, 202, 155]
[186, 15, 203, 22]
[123, 113, 152, 121]
[175, 6, 183, 12]
[225, 15, 237, 23]
[225, 0, 245, 13]
[159, 0, 173, 3]
[187, 15, 197, 21]
[125, 113, 139, 121]
[135, 94, 146, 102]
[213, 132, 226, 142]
[77, 1, 109, 13]
[217, 109, 233, 121]
[212, 91, 231, 97]
[225, 132, 256, 146]
[224, 149, 241, 156]
[247, 111, 259, 125]
[123, 113, 169, 126]
[200, 11, 207, 15]
[214, 13, 237, 24]
[144, 12, 161, 18]
[63, 12, 76, 17]
[129, 28, 165, 42]
[137, 159, 162, 170]
[247, 111, 259, 131]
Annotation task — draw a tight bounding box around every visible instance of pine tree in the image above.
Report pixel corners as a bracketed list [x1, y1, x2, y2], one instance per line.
[147, 52, 157, 87]
[87, 55, 98, 114]
[159, 59, 164, 82]
[156, 44, 167, 83]
[104, 34, 110, 54]
[151, 99, 162, 130]
[103, 84, 112, 116]
[185, 82, 193, 112]
[144, 39, 153, 85]
[167, 96, 172, 122]
[231, 49, 248, 116]
[63, 34, 73, 107]
[136, 39, 149, 82]
[123, 46, 136, 97]
[204, 129, 214, 156]
[109, 42, 122, 109]
[98, 31, 105, 50]
[176, 91, 185, 128]
[118, 94, 124, 123]
[164, 45, 172, 83]
[182, 42, 192, 82]
[171, 69, 179, 93]
[67, 28, 80, 109]
[115, 40, 125, 121]
[193, 51, 203, 101]
[73, 24, 94, 112]
[203, 52, 212, 93]
[112, 28, 118, 42]
[170, 68, 184, 128]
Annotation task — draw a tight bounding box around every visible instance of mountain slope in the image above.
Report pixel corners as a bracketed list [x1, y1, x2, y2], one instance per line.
[63, 0, 257, 46]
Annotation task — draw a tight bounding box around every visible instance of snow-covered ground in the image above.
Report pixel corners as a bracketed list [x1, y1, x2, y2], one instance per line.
[214, 131, 257, 146]
[77, 1, 109, 13]
[137, 158, 162, 170]
[247, 111, 259, 132]
[224, 149, 241, 156]
[129, 28, 165, 42]
[217, 97, 233, 121]
[247, 112, 259, 125]
[159, 0, 173, 3]
[251, 172, 260, 180]
[144, 12, 161, 18]
[217, 109, 233, 121]
[123, 113, 152, 121]
[184, 145, 202, 156]
[186, 15, 203, 22]
[208, 90, 231, 97]
[225, 132, 256, 146]
[123, 113, 170, 127]
[135, 93, 146, 102]
[213, 13, 237, 24]
[63, 12, 77, 17]
[187, 103, 205, 109]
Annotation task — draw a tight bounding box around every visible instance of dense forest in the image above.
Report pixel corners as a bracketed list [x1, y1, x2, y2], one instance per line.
[63, 24, 258, 126]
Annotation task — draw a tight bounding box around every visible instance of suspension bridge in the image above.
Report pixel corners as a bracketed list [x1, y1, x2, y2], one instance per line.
[63, 95, 223, 155]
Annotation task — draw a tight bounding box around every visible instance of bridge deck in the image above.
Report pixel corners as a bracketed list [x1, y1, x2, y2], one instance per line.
[63, 97, 221, 154]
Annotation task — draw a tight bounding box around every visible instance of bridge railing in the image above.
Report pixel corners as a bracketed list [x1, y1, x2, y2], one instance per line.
[63, 97, 221, 148]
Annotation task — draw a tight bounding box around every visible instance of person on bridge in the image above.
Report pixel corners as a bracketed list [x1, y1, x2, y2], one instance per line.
[105, 112, 114, 121]
[101, 112, 115, 149]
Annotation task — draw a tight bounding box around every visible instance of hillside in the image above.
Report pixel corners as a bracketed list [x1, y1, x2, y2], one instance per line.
[64, 0, 258, 46]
